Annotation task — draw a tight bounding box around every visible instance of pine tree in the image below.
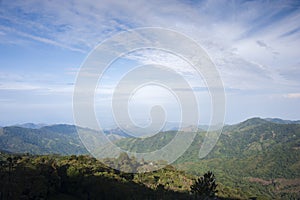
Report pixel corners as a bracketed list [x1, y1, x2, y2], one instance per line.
[190, 171, 218, 199]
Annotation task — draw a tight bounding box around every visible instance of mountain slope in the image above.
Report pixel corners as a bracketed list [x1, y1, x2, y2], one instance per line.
[0, 153, 198, 200]
[178, 118, 300, 199]
[115, 117, 300, 178]
[264, 118, 300, 124]
[13, 123, 47, 129]
[0, 124, 135, 155]
[1, 118, 299, 198]
[116, 118, 300, 199]
[0, 125, 88, 155]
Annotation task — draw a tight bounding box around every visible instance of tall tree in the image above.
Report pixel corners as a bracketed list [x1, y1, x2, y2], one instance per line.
[190, 171, 218, 199]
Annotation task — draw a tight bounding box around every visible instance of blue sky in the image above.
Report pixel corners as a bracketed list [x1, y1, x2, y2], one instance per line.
[0, 0, 300, 127]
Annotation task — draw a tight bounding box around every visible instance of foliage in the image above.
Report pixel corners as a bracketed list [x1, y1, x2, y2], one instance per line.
[0, 125, 89, 155]
[190, 171, 218, 199]
[0, 152, 198, 200]
[1, 118, 300, 199]
[116, 118, 300, 199]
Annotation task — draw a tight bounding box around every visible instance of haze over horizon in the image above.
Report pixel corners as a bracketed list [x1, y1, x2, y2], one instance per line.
[0, 0, 300, 128]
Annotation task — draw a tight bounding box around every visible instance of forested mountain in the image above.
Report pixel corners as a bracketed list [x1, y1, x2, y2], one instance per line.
[264, 118, 300, 124]
[0, 124, 132, 155]
[0, 153, 201, 200]
[0, 125, 88, 155]
[184, 119, 300, 199]
[0, 118, 299, 199]
[116, 118, 300, 199]
[13, 123, 47, 129]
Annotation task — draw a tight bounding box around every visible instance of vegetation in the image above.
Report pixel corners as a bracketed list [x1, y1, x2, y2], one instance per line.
[0, 125, 89, 155]
[0, 118, 299, 199]
[0, 152, 225, 200]
[116, 118, 300, 199]
[190, 171, 218, 199]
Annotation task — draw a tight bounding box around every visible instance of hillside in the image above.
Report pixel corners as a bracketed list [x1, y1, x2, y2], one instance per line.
[264, 118, 300, 124]
[0, 152, 230, 200]
[0, 118, 299, 199]
[0, 152, 223, 200]
[177, 118, 300, 199]
[0, 125, 88, 155]
[116, 118, 300, 199]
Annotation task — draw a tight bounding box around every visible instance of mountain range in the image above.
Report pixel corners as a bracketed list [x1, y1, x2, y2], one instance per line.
[1, 117, 299, 156]
[0, 117, 299, 198]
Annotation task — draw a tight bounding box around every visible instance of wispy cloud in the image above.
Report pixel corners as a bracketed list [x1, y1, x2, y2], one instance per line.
[284, 93, 300, 99]
[0, 0, 300, 125]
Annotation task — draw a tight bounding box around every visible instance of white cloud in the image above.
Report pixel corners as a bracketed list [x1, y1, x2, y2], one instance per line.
[1, 0, 300, 124]
[0, 72, 74, 94]
[284, 93, 300, 99]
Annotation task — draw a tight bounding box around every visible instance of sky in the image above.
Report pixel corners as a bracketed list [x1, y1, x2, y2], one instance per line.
[0, 0, 300, 128]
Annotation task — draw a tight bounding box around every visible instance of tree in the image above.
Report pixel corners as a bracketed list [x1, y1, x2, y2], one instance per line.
[190, 171, 218, 199]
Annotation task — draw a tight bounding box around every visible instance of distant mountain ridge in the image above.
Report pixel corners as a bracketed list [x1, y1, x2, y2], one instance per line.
[0, 124, 88, 155]
[6, 117, 300, 133]
[0, 123, 138, 155]
[13, 122, 48, 129]
[1, 117, 299, 155]
[264, 117, 300, 124]
[103, 127, 133, 138]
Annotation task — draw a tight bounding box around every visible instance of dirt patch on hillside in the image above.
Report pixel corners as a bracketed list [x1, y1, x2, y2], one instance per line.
[248, 177, 300, 194]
